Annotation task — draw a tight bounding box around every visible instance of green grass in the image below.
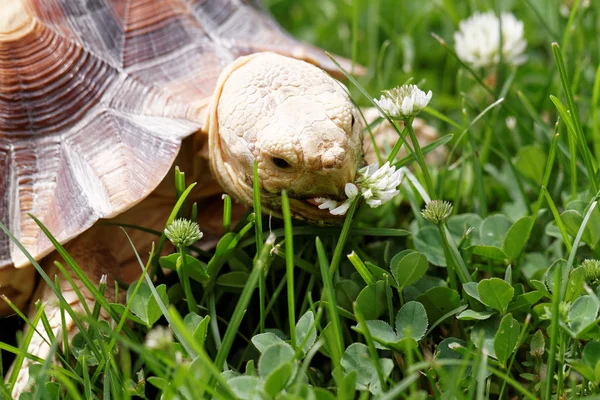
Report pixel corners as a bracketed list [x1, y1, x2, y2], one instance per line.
[3, 0, 600, 398]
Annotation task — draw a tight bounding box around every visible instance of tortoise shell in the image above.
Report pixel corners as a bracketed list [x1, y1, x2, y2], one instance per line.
[0, 0, 348, 269]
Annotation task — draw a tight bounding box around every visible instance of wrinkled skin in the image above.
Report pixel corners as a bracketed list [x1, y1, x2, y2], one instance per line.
[205, 53, 364, 224]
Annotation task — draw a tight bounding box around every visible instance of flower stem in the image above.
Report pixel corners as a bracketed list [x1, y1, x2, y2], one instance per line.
[437, 224, 472, 285]
[386, 123, 408, 163]
[329, 196, 360, 278]
[406, 118, 436, 199]
[177, 246, 197, 313]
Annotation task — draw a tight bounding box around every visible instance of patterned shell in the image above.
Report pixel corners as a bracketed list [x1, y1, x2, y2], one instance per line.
[0, 0, 348, 269]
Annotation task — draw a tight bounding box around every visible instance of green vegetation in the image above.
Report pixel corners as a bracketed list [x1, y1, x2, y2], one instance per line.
[3, 0, 600, 398]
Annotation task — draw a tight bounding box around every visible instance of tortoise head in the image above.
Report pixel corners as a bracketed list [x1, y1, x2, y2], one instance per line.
[205, 52, 364, 224]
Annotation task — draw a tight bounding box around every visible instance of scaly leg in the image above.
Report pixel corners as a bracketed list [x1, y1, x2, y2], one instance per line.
[9, 190, 243, 397]
[10, 231, 131, 398]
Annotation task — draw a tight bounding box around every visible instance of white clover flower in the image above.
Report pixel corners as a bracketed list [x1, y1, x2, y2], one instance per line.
[374, 84, 432, 120]
[454, 11, 527, 69]
[164, 218, 203, 247]
[356, 162, 402, 208]
[145, 325, 173, 350]
[313, 163, 403, 216]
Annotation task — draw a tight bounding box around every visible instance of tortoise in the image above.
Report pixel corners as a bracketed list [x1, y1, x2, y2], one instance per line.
[1, 0, 369, 394]
[0, 0, 439, 396]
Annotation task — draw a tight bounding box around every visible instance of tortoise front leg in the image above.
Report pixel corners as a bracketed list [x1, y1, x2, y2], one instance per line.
[10, 232, 130, 398]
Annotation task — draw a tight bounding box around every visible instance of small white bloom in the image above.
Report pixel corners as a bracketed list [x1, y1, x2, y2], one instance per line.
[312, 184, 361, 216]
[344, 183, 359, 198]
[314, 197, 339, 211]
[374, 84, 432, 120]
[330, 201, 352, 216]
[145, 325, 173, 350]
[454, 11, 527, 69]
[329, 183, 360, 215]
[356, 162, 403, 209]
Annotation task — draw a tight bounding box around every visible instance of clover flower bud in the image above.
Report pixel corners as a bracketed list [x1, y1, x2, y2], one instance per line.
[164, 218, 203, 247]
[421, 200, 453, 225]
[582, 259, 600, 287]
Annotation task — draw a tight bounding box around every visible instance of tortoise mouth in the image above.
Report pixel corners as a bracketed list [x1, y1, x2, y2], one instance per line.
[258, 191, 348, 225]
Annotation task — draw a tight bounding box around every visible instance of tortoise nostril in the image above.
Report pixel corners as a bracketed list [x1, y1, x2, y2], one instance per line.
[271, 157, 293, 170]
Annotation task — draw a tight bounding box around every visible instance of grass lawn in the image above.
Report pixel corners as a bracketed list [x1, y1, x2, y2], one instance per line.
[2, 0, 600, 398]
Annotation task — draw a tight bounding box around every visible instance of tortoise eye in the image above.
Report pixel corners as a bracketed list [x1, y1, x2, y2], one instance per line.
[272, 157, 292, 169]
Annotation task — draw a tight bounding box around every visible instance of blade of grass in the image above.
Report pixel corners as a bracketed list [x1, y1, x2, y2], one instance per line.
[214, 234, 274, 369]
[328, 196, 360, 278]
[394, 134, 453, 169]
[174, 167, 186, 218]
[377, 374, 419, 400]
[315, 237, 344, 369]
[7, 306, 46, 392]
[281, 191, 297, 349]
[545, 266, 561, 400]
[525, 129, 561, 248]
[593, 64, 600, 164]
[542, 187, 574, 253]
[347, 251, 376, 285]
[463, 102, 487, 217]
[52, 261, 92, 317]
[563, 197, 599, 300]
[222, 194, 232, 232]
[253, 160, 263, 255]
[423, 107, 461, 130]
[550, 96, 579, 198]
[253, 161, 266, 334]
[560, 0, 581, 56]
[552, 43, 598, 193]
